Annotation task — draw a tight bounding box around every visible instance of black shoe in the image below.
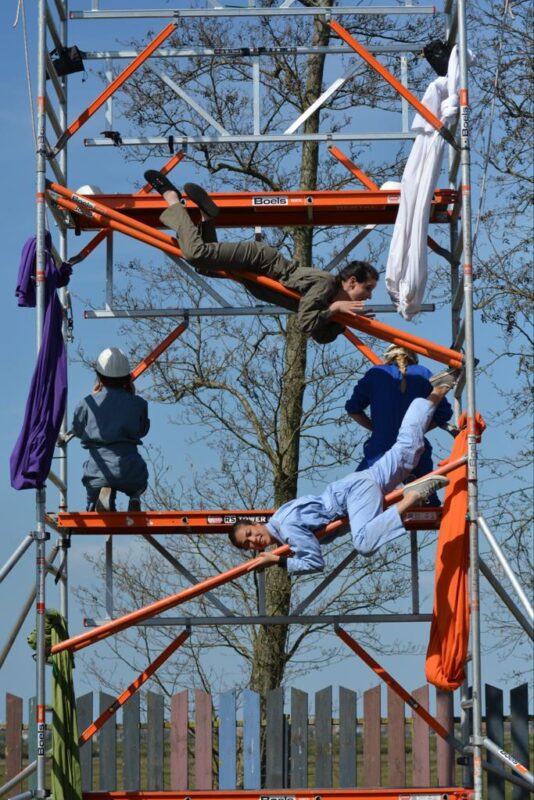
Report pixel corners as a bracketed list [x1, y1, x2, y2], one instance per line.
[183, 182, 219, 218]
[128, 497, 142, 512]
[144, 170, 181, 197]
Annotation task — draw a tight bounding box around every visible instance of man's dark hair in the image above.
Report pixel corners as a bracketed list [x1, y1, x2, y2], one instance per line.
[228, 518, 253, 549]
[337, 260, 379, 284]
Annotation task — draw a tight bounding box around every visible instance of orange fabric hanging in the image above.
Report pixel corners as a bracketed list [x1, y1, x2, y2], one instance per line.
[425, 411, 486, 690]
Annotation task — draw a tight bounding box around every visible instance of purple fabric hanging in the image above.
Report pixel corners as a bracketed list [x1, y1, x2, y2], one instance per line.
[10, 232, 72, 490]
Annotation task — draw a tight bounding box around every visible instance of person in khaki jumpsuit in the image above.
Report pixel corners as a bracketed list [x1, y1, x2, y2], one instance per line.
[159, 190, 379, 344]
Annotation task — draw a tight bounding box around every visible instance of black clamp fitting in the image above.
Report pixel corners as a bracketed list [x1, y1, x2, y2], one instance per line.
[100, 130, 123, 146]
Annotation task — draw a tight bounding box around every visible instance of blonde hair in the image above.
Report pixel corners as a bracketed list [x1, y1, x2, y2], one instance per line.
[383, 345, 418, 393]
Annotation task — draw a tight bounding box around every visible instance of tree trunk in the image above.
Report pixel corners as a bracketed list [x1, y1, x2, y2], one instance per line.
[249, 6, 332, 693]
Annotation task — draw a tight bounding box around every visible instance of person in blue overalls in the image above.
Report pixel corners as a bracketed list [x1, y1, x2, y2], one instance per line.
[345, 345, 453, 506]
[228, 381, 455, 574]
[73, 347, 150, 512]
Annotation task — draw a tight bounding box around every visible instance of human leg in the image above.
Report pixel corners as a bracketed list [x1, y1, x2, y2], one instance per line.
[345, 469, 448, 555]
[127, 491, 143, 512]
[86, 486, 100, 512]
[160, 202, 291, 277]
[369, 387, 449, 494]
[345, 477, 407, 555]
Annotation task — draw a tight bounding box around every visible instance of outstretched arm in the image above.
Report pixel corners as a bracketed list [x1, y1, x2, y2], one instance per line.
[249, 522, 325, 575]
[349, 411, 373, 431]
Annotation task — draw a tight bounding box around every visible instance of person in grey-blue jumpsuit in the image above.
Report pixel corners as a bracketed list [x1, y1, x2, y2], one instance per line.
[72, 347, 150, 511]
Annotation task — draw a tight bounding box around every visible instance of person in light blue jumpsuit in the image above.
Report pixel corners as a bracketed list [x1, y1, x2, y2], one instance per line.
[229, 385, 450, 574]
[73, 347, 150, 511]
[345, 345, 453, 505]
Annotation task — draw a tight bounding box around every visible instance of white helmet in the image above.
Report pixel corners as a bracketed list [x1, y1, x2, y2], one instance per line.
[76, 184, 103, 195]
[95, 347, 131, 378]
[380, 180, 402, 191]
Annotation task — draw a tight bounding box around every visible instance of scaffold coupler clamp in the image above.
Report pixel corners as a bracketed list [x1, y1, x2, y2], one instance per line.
[33, 529, 50, 543]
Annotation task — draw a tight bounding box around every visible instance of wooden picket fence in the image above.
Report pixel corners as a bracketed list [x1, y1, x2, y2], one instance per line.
[1, 683, 531, 797]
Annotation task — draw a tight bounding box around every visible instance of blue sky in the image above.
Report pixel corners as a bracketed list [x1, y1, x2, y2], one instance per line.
[0, 0, 530, 721]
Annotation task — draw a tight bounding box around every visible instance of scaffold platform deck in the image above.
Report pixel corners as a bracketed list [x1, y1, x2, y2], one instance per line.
[82, 789, 474, 800]
[62, 188, 456, 230]
[49, 507, 441, 533]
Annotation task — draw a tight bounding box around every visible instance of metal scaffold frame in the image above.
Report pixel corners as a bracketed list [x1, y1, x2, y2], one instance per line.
[1, 1, 533, 798]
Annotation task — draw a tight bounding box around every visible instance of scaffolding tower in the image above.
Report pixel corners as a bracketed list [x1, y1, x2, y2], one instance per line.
[1, 0, 533, 799]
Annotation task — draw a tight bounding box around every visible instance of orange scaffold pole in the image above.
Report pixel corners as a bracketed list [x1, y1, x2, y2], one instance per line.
[48, 184, 464, 367]
[343, 330, 382, 365]
[68, 152, 186, 265]
[130, 320, 189, 381]
[54, 24, 177, 153]
[328, 146, 380, 191]
[50, 455, 466, 656]
[335, 626, 462, 750]
[78, 628, 190, 744]
[329, 20, 458, 150]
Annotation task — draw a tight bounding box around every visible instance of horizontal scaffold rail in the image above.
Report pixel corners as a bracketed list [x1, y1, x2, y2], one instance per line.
[82, 790, 474, 800]
[54, 188, 456, 230]
[50, 507, 442, 533]
[70, 5, 438, 19]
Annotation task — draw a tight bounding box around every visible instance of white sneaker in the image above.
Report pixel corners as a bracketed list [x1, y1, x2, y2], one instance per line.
[403, 474, 449, 500]
[429, 367, 462, 389]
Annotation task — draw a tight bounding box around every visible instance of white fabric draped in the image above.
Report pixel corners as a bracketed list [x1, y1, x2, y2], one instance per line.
[385, 46, 462, 320]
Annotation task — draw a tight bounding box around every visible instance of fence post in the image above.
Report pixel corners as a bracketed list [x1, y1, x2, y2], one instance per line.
[486, 684, 504, 800]
[339, 686, 357, 788]
[170, 689, 188, 790]
[123, 692, 140, 790]
[195, 689, 212, 790]
[266, 687, 285, 787]
[363, 685, 381, 787]
[77, 692, 93, 791]
[511, 683, 530, 800]
[243, 689, 261, 790]
[290, 688, 308, 789]
[388, 685, 405, 786]
[5, 693, 23, 795]
[147, 691, 164, 790]
[436, 688, 455, 786]
[218, 690, 236, 790]
[412, 685, 430, 786]
[315, 686, 333, 788]
[99, 691, 117, 790]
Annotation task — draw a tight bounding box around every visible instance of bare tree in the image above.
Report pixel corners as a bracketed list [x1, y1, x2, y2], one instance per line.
[75, 2, 533, 695]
